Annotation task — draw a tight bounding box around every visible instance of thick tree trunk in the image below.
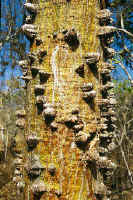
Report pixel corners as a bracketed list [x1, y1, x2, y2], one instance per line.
[14, 0, 117, 199]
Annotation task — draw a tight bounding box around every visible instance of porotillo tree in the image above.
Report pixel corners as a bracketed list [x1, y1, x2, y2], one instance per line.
[13, 0, 118, 199]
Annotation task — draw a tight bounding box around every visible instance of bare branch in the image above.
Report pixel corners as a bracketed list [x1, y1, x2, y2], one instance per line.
[120, 145, 133, 184]
[118, 62, 132, 82]
[118, 28, 133, 38]
[120, 11, 124, 29]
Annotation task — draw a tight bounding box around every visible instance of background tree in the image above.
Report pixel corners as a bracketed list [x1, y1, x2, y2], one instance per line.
[107, 0, 133, 81]
[0, 1, 27, 198]
[108, 81, 133, 200]
[0, 76, 26, 200]
[0, 0, 28, 89]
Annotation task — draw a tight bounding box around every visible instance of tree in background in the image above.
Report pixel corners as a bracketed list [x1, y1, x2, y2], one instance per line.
[0, 1, 28, 198]
[0, 0, 28, 90]
[0, 76, 26, 200]
[108, 81, 133, 200]
[107, 0, 133, 82]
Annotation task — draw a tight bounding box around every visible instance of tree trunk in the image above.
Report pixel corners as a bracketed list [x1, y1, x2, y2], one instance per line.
[14, 0, 117, 199]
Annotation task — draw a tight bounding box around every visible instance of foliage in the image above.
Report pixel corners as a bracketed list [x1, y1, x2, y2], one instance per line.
[0, 77, 26, 200]
[0, 76, 26, 135]
[0, 0, 29, 89]
[108, 0, 133, 81]
[110, 80, 133, 199]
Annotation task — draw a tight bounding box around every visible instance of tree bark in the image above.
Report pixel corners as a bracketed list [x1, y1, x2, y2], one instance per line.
[15, 0, 117, 199]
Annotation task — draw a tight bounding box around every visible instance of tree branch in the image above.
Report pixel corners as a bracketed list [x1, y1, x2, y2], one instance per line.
[118, 28, 133, 39]
[118, 62, 132, 82]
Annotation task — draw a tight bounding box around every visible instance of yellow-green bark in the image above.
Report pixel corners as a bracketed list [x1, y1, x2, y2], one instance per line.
[23, 0, 108, 199]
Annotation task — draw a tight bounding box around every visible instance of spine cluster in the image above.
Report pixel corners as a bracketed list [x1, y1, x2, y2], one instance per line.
[13, 1, 118, 200]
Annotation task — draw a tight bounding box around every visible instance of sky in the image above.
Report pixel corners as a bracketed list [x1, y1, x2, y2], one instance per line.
[0, 0, 30, 90]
